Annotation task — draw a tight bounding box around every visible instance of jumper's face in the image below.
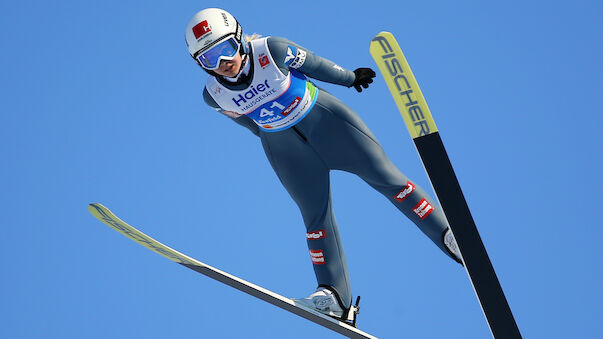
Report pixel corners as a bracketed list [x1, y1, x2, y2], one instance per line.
[214, 53, 243, 78]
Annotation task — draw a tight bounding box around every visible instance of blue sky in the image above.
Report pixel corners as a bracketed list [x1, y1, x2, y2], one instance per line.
[2, 1, 601, 338]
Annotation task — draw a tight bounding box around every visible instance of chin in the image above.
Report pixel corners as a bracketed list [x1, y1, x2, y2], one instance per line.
[217, 68, 234, 77]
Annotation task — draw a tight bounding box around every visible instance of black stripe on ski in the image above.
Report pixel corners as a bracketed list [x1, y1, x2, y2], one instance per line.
[415, 132, 521, 338]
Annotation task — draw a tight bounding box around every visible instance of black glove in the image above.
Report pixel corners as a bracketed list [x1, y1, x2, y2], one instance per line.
[351, 68, 376, 92]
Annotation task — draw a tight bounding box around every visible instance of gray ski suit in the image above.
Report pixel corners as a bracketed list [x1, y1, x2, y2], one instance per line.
[203, 36, 456, 309]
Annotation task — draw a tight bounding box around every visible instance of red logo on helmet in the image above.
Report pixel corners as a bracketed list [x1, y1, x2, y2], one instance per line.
[259, 54, 270, 68]
[192, 20, 211, 39]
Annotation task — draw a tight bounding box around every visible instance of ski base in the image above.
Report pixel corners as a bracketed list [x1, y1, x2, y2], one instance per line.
[88, 203, 377, 339]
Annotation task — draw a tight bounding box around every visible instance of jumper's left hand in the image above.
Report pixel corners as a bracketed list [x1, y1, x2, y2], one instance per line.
[351, 68, 376, 92]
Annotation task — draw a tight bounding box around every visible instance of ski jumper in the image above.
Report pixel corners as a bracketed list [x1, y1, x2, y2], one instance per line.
[203, 37, 456, 309]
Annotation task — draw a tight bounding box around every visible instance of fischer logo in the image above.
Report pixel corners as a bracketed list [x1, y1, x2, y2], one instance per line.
[413, 198, 434, 220]
[372, 36, 431, 136]
[258, 53, 270, 68]
[394, 181, 415, 202]
[192, 20, 211, 39]
[310, 250, 325, 265]
[306, 229, 326, 240]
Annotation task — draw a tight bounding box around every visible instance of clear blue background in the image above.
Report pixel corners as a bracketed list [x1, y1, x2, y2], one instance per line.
[2, 1, 601, 338]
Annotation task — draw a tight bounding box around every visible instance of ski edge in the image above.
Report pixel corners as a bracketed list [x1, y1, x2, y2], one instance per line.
[87, 203, 378, 339]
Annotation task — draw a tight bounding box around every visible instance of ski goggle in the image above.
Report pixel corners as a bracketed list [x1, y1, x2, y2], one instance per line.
[195, 37, 240, 70]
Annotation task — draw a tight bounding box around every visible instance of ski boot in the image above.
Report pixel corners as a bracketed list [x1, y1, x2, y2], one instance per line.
[293, 287, 361, 327]
[444, 228, 463, 265]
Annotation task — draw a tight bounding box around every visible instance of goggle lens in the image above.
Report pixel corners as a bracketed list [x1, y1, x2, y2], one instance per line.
[197, 37, 239, 70]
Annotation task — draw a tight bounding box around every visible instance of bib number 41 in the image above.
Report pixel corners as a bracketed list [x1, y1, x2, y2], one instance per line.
[260, 101, 286, 117]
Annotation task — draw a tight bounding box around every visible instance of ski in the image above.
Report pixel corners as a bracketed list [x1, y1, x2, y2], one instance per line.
[369, 32, 521, 338]
[88, 203, 376, 339]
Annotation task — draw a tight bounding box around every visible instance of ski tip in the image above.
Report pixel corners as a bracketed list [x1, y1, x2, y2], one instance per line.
[369, 31, 398, 51]
[88, 203, 98, 214]
[88, 202, 107, 214]
[373, 31, 393, 39]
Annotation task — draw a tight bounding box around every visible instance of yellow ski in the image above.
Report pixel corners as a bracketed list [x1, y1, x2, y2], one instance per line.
[369, 31, 437, 139]
[88, 203, 376, 339]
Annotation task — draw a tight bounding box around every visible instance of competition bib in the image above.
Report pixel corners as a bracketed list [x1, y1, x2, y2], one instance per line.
[206, 37, 318, 132]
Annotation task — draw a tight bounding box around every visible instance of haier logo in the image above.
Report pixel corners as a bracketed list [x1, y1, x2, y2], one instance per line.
[306, 230, 326, 240]
[394, 181, 415, 202]
[192, 20, 211, 39]
[231, 79, 272, 107]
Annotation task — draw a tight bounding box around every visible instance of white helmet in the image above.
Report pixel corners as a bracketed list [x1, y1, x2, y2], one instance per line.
[185, 8, 247, 70]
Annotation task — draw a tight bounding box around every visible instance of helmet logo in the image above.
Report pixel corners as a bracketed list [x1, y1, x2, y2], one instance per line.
[221, 12, 229, 26]
[235, 24, 242, 42]
[192, 20, 212, 39]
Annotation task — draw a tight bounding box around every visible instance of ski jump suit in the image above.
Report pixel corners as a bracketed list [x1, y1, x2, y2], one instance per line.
[203, 36, 456, 310]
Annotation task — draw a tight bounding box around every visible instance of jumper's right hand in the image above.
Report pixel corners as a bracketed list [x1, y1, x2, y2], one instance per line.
[351, 68, 376, 92]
